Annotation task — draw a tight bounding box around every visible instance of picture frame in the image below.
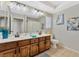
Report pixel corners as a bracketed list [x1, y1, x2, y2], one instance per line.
[67, 17, 79, 31]
[56, 14, 64, 25]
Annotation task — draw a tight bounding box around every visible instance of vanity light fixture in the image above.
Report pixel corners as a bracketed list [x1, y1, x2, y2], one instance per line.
[8, 1, 44, 17]
[8, 1, 28, 12]
[32, 8, 44, 16]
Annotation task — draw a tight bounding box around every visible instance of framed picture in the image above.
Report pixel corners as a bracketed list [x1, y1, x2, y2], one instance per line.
[56, 14, 64, 25]
[67, 17, 79, 31]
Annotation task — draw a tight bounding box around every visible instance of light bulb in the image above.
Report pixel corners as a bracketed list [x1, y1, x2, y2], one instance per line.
[32, 9, 37, 15]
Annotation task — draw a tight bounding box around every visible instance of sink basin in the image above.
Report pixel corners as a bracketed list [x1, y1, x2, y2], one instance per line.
[30, 34, 37, 38]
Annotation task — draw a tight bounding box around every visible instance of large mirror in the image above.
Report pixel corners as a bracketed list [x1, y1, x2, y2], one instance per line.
[0, 1, 53, 36]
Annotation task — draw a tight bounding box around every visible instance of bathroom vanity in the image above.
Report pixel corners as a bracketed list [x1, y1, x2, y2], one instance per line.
[0, 34, 51, 57]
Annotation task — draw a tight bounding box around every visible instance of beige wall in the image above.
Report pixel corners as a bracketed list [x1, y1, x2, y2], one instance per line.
[53, 4, 79, 51]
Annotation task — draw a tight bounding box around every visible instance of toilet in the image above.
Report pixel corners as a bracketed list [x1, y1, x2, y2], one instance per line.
[51, 39, 59, 48]
[51, 34, 59, 48]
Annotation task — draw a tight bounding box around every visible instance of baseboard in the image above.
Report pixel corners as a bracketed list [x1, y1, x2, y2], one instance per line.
[64, 46, 79, 54]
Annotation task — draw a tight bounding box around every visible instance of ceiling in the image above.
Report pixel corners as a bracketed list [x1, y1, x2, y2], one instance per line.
[1, 1, 79, 19]
[18, 1, 79, 14]
[40, 1, 66, 8]
[0, 1, 45, 19]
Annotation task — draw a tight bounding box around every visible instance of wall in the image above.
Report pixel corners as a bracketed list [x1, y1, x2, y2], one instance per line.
[53, 4, 79, 51]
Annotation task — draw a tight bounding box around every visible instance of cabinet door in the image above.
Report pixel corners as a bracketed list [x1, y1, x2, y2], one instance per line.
[30, 43, 38, 56]
[20, 45, 30, 57]
[39, 41, 45, 53]
[0, 49, 16, 57]
[45, 40, 51, 50]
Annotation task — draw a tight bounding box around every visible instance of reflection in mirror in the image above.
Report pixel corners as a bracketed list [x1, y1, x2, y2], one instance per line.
[0, 16, 8, 29]
[6, 1, 52, 35]
[39, 15, 52, 34]
[27, 17, 42, 33]
[12, 18, 23, 34]
[26, 14, 52, 34]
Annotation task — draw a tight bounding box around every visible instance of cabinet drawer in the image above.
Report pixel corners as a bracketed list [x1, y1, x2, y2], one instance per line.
[31, 38, 38, 44]
[0, 49, 16, 57]
[18, 40, 30, 47]
[0, 42, 17, 52]
[39, 37, 45, 42]
[45, 36, 51, 40]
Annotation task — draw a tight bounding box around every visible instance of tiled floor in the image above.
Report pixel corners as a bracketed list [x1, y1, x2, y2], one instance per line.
[45, 47, 79, 57]
[36, 45, 79, 57]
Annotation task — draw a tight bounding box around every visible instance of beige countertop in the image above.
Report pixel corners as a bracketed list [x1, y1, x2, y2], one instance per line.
[0, 34, 51, 44]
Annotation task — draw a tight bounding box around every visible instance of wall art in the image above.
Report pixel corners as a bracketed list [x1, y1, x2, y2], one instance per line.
[67, 17, 79, 31]
[56, 14, 64, 25]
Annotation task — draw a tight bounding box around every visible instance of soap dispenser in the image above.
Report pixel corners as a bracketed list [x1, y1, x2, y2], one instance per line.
[15, 32, 19, 37]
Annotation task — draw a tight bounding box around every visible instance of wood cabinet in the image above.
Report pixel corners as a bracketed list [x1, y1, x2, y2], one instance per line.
[0, 42, 17, 52]
[45, 36, 51, 50]
[39, 41, 45, 52]
[0, 49, 16, 57]
[20, 45, 30, 57]
[30, 38, 38, 56]
[30, 39, 38, 56]
[39, 37, 46, 53]
[0, 35, 51, 57]
[18, 40, 30, 57]
[0, 42, 17, 57]
[31, 38, 38, 44]
[18, 40, 30, 47]
[45, 39, 51, 50]
[39, 37, 45, 42]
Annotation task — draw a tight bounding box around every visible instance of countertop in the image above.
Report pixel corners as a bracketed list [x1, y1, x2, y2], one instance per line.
[0, 34, 51, 44]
